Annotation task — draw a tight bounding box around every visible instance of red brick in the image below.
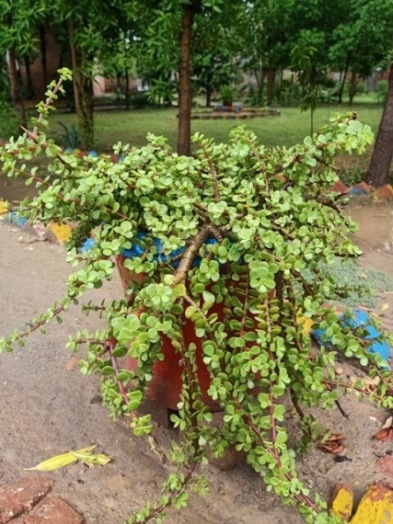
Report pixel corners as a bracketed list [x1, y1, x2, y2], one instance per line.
[373, 184, 393, 200]
[0, 477, 53, 524]
[329, 180, 348, 194]
[376, 454, 393, 477]
[17, 497, 84, 524]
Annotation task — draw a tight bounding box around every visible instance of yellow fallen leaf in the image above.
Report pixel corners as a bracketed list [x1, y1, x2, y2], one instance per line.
[381, 303, 390, 311]
[71, 450, 112, 466]
[25, 445, 97, 471]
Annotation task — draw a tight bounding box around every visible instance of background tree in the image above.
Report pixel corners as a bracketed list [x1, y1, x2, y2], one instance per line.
[192, 10, 241, 108]
[100, 32, 137, 111]
[240, 0, 294, 107]
[329, 0, 393, 104]
[130, 0, 243, 155]
[0, 0, 46, 124]
[366, 58, 393, 187]
[290, 30, 327, 135]
[49, 0, 128, 148]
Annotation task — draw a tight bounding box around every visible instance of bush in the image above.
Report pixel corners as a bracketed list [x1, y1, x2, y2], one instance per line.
[2, 69, 392, 524]
[131, 91, 151, 109]
[0, 99, 20, 139]
[55, 122, 82, 150]
[376, 80, 388, 104]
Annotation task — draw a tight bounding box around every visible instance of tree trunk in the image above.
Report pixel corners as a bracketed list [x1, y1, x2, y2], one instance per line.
[39, 25, 48, 93]
[205, 71, 212, 107]
[253, 66, 264, 106]
[7, 48, 26, 126]
[366, 61, 393, 187]
[125, 68, 130, 110]
[206, 84, 211, 108]
[337, 55, 350, 104]
[348, 71, 358, 105]
[24, 56, 34, 98]
[69, 21, 81, 115]
[266, 68, 276, 106]
[8, 48, 21, 104]
[69, 20, 94, 149]
[177, 2, 194, 156]
[78, 74, 94, 149]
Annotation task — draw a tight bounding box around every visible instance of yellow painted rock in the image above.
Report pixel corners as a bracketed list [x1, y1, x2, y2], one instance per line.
[350, 483, 393, 524]
[49, 223, 72, 243]
[296, 314, 314, 335]
[331, 483, 354, 521]
[0, 199, 9, 218]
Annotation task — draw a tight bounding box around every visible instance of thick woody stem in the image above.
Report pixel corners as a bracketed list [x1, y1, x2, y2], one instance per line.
[172, 224, 224, 285]
[201, 145, 220, 202]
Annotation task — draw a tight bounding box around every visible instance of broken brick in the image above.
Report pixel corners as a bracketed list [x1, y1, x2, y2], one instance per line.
[329, 180, 349, 194]
[14, 497, 84, 524]
[376, 454, 393, 477]
[0, 477, 53, 524]
[373, 184, 393, 200]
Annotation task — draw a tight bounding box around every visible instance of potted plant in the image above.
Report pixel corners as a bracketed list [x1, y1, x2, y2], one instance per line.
[218, 85, 237, 109]
[1, 69, 391, 524]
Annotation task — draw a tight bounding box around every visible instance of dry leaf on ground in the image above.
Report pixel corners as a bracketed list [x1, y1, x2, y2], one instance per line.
[66, 355, 80, 371]
[318, 433, 346, 455]
[374, 416, 393, 441]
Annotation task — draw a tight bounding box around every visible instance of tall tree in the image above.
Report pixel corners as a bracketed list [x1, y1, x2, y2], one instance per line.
[0, 0, 46, 123]
[100, 32, 136, 110]
[177, 1, 195, 156]
[329, 0, 393, 104]
[366, 59, 393, 187]
[50, 0, 128, 148]
[192, 8, 242, 107]
[241, 0, 294, 106]
[130, 0, 242, 155]
[290, 29, 327, 135]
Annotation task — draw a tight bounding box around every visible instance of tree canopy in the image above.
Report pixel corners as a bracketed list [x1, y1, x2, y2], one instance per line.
[1, 0, 393, 157]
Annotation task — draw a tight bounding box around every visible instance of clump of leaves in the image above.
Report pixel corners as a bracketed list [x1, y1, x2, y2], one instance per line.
[1, 69, 393, 524]
[0, 98, 20, 139]
[339, 163, 364, 187]
[303, 258, 393, 309]
[55, 121, 82, 150]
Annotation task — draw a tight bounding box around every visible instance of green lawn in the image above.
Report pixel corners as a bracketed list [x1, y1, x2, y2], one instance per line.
[50, 103, 383, 152]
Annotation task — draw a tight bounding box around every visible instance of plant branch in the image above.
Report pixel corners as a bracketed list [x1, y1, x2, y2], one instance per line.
[32, 76, 65, 135]
[14, 304, 65, 344]
[172, 224, 225, 285]
[201, 145, 220, 202]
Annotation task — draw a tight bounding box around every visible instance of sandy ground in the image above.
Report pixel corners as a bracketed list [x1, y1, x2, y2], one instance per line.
[0, 197, 393, 524]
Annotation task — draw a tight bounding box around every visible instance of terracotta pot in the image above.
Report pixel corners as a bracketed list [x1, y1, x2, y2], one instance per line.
[116, 255, 222, 410]
[115, 255, 272, 412]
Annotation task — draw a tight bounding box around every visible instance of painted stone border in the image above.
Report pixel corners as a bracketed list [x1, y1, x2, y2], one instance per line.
[1, 182, 392, 246]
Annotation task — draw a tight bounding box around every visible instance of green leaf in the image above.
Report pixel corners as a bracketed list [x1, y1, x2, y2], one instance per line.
[25, 445, 97, 471]
[71, 450, 112, 466]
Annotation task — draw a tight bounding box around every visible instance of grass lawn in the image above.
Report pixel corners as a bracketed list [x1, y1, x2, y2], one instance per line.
[50, 103, 383, 152]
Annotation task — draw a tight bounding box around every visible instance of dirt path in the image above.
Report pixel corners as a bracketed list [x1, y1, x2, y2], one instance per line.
[0, 200, 393, 523]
